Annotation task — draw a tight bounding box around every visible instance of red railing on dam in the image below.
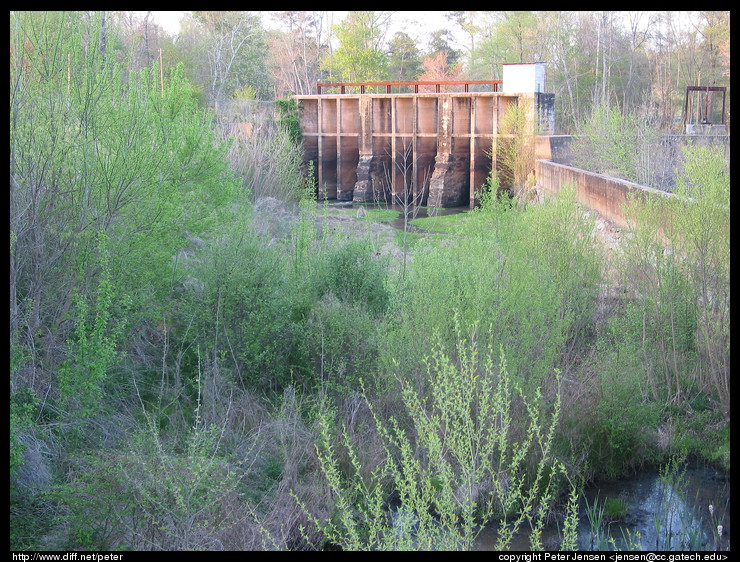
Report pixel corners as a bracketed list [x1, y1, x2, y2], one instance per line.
[316, 80, 502, 95]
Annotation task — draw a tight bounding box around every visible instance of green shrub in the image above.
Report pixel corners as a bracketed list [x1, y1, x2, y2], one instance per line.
[51, 390, 249, 551]
[58, 232, 129, 420]
[275, 98, 304, 146]
[571, 102, 666, 188]
[615, 143, 729, 421]
[180, 216, 301, 393]
[10, 387, 37, 485]
[307, 295, 380, 396]
[48, 452, 132, 550]
[388, 184, 600, 391]
[475, 170, 506, 212]
[588, 349, 662, 478]
[324, 237, 390, 318]
[496, 102, 536, 200]
[669, 144, 730, 418]
[300, 333, 578, 551]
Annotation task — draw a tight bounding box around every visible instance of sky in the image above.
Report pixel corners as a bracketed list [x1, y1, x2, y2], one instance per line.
[146, 11, 699, 54]
[147, 11, 466, 50]
[148, 11, 187, 35]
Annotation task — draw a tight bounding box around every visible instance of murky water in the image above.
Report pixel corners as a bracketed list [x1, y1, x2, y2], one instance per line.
[474, 463, 730, 551]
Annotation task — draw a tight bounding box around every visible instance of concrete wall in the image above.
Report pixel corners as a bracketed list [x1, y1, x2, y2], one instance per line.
[535, 159, 673, 228]
[536, 93, 555, 135]
[536, 134, 729, 189]
[296, 91, 544, 208]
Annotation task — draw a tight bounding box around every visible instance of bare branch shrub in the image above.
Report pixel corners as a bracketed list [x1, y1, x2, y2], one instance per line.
[299, 333, 577, 551]
[571, 102, 729, 191]
[380, 140, 433, 279]
[216, 105, 305, 204]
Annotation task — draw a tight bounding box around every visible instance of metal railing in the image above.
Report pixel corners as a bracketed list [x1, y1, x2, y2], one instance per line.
[682, 86, 727, 126]
[316, 80, 502, 95]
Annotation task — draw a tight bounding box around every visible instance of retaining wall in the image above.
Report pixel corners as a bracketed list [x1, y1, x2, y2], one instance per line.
[534, 159, 673, 229]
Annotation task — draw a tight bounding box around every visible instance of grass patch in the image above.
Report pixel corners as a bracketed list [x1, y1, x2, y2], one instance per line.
[604, 496, 628, 522]
[363, 206, 402, 223]
[409, 210, 473, 233]
[672, 409, 730, 472]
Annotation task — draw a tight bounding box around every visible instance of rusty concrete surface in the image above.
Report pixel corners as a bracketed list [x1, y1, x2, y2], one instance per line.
[295, 91, 543, 208]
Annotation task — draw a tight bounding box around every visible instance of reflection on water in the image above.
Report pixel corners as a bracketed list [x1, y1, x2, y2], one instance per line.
[474, 463, 730, 551]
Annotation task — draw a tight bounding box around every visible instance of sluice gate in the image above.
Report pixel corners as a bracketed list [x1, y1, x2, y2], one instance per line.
[294, 64, 555, 208]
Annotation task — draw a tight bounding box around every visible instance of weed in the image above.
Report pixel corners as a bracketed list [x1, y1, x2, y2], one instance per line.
[604, 496, 628, 522]
[583, 493, 607, 550]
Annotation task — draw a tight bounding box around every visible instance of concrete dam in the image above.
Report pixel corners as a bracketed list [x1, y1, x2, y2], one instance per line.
[295, 63, 555, 208]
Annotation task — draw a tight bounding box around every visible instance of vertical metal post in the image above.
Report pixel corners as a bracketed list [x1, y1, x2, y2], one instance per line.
[391, 97, 397, 199]
[682, 87, 690, 127]
[704, 87, 709, 123]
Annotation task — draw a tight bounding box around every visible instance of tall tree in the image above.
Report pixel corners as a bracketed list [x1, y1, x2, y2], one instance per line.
[468, 11, 541, 80]
[386, 31, 423, 82]
[113, 11, 168, 71]
[695, 11, 730, 86]
[427, 29, 462, 70]
[447, 11, 480, 55]
[541, 11, 579, 129]
[321, 11, 393, 83]
[266, 11, 328, 96]
[191, 11, 270, 102]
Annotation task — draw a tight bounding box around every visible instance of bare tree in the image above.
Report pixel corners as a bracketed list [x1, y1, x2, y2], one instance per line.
[268, 11, 327, 97]
[192, 11, 266, 102]
[380, 140, 432, 279]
